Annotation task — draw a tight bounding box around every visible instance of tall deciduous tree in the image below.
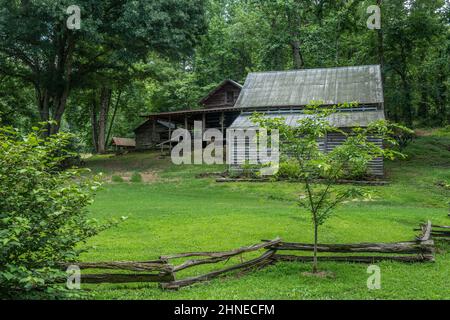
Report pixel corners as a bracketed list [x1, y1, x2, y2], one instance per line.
[0, 0, 206, 135]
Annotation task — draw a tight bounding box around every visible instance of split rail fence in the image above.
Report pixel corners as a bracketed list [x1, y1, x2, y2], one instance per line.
[62, 220, 447, 290]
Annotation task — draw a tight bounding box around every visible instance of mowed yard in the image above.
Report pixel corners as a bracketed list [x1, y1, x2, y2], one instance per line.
[82, 130, 450, 300]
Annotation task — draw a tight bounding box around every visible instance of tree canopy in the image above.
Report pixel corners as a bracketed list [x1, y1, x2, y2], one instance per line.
[0, 0, 448, 151]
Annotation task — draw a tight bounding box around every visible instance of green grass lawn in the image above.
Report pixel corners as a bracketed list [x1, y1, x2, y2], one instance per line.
[81, 131, 450, 300]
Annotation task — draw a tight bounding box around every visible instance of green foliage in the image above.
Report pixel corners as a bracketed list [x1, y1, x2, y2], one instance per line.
[436, 125, 450, 137]
[1, 0, 449, 148]
[0, 0, 207, 134]
[0, 124, 113, 299]
[390, 124, 416, 151]
[112, 175, 124, 183]
[130, 172, 143, 183]
[276, 160, 302, 181]
[240, 162, 261, 178]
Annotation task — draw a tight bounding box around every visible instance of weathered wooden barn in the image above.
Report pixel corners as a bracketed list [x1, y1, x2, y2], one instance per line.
[134, 65, 386, 176]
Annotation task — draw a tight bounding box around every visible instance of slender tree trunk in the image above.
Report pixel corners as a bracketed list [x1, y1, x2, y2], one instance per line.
[417, 81, 428, 121]
[97, 87, 112, 154]
[106, 89, 122, 146]
[435, 54, 448, 125]
[313, 220, 318, 273]
[401, 74, 413, 126]
[91, 91, 99, 153]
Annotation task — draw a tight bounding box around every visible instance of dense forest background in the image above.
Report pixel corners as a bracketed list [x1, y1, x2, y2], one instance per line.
[0, 0, 448, 152]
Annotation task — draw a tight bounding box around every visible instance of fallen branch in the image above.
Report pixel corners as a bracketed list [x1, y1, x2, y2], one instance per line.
[161, 250, 276, 290]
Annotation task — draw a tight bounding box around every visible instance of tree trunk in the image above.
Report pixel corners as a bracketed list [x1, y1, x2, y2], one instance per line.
[291, 40, 304, 69]
[417, 82, 428, 121]
[106, 90, 122, 147]
[435, 54, 448, 125]
[97, 87, 112, 154]
[401, 75, 413, 126]
[91, 91, 99, 153]
[313, 221, 318, 273]
[34, 32, 74, 136]
[37, 88, 51, 136]
[49, 90, 70, 135]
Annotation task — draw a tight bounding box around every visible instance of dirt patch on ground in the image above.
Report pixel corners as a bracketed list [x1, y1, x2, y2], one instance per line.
[140, 171, 159, 183]
[107, 171, 159, 183]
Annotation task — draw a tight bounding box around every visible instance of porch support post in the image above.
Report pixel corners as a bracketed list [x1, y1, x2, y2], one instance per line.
[202, 112, 206, 135]
[220, 112, 225, 133]
[152, 118, 156, 143]
[168, 115, 172, 152]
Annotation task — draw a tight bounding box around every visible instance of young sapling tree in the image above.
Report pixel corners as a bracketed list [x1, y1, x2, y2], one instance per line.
[251, 103, 409, 273]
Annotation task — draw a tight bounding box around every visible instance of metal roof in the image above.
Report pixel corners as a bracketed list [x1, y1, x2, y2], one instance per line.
[234, 65, 384, 109]
[229, 110, 385, 129]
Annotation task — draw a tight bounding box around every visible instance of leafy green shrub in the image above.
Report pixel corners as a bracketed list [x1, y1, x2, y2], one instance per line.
[276, 160, 302, 180]
[436, 125, 450, 137]
[390, 125, 415, 151]
[111, 175, 124, 183]
[56, 136, 85, 169]
[130, 172, 143, 183]
[0, 125, 112, 299]
[240, 162, 260, 178]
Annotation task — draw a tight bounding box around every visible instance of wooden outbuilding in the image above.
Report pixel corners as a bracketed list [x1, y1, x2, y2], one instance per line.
[111, 137, 136, 152]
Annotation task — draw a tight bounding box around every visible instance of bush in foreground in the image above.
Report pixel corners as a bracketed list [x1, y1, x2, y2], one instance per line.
[0, 125, 113, 299]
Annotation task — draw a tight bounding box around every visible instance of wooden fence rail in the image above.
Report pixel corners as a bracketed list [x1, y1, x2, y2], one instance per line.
[414, 221, 450, 240]
[61, 221, 441, 289]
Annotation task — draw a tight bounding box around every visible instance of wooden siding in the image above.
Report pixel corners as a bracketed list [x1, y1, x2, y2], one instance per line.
[326, 131, 384, 176]
[202, 82, 241, 109]
[229, 131, 384, 177]
[135, 120, 171, 150]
